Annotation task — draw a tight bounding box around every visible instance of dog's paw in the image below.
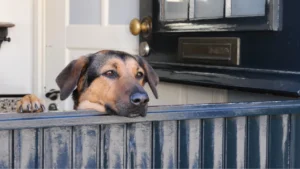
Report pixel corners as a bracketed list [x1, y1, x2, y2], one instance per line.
[16, 95, 45, 113]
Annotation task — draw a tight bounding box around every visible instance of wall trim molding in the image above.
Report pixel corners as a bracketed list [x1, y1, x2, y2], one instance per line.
[32, 0, 46, 99]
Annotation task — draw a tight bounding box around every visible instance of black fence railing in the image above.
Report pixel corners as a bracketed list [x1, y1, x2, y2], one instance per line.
[0, 100, 300, 168]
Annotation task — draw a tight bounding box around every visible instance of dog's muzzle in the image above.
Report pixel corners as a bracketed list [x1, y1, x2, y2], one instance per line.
[130, 92, 149, 106]
[125, 92, 149, 117]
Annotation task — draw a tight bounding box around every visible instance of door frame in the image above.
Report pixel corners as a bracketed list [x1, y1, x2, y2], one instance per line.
[32, 0, 46, 99]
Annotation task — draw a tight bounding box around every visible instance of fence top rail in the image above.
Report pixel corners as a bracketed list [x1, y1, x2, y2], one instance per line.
[0, 99, 300, 130]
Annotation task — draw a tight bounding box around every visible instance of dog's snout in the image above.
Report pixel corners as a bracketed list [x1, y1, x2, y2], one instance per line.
[130, 93, 149, 106]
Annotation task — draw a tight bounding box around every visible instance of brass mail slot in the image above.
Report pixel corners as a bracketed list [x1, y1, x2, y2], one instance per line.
[178, 37, 240, 65]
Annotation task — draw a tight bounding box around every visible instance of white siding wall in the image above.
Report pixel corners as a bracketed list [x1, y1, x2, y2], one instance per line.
[0, 0, 33, 94]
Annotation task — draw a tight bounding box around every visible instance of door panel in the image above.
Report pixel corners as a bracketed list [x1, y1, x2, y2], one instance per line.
[193, 0, 224, 19]
[108, 0, 139, 25]
[69, 0, 101, 24]
[164, 0, 189, 20]
[66, 26, 137, 53]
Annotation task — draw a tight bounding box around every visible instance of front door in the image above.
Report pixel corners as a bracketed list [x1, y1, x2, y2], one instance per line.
[44, 0, 140, 110]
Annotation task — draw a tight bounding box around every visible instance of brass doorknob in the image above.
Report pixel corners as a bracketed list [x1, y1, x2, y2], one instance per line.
[129, 17, 152, 36]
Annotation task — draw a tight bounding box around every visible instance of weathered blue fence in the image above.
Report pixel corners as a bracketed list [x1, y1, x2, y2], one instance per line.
[0, 100, 300, 168]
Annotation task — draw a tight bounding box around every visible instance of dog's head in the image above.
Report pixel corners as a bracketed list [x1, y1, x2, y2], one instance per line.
[55, 50, 159, 117]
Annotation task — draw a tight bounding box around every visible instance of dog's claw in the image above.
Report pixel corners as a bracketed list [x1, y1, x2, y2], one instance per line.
[16, 95, 44, 113]
[18, 106, 23, 113]
[34, 103, 39, 111]
[41, 104, 45, 111]
[27, 104, 31, 111]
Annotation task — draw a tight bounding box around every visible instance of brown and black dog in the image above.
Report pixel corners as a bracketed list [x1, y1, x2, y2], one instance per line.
[16, 50, 159, 117]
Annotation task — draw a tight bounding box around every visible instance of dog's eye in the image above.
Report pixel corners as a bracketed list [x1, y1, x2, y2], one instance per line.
[136, 72, 144, 79]
[103, 70, 118, 79]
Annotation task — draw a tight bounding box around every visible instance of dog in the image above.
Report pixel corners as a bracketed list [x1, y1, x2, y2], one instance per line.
[15, 50, 159, 117]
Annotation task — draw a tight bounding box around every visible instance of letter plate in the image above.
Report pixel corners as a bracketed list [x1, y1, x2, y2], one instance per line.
[178, 37, 240, 65]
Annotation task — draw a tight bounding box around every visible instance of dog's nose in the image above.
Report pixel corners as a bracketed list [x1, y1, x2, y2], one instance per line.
[130, 93, 149, 106]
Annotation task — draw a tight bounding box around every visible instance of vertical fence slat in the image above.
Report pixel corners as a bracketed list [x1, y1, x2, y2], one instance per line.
[225, 117, 246, 169]
[44, 127, 72, 169]
[101, 124, 126, 169]
[153, 121, 177, 169]
[178, 119, 201, 169]
[14, 129, 42, 169]
[127, 122, 152, 169]
[202, 118, 224, 169]
[0, 130, 12, 169]
[73, 125, 99, 169]
[291, 114, 300, 168]
[268, 115, 290, 168]
[247, 115, 268, 168]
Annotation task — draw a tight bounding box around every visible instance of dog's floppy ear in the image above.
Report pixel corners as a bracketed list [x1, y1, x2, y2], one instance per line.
[136, 56, 159, 99]
[56, 56, 88, 100]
